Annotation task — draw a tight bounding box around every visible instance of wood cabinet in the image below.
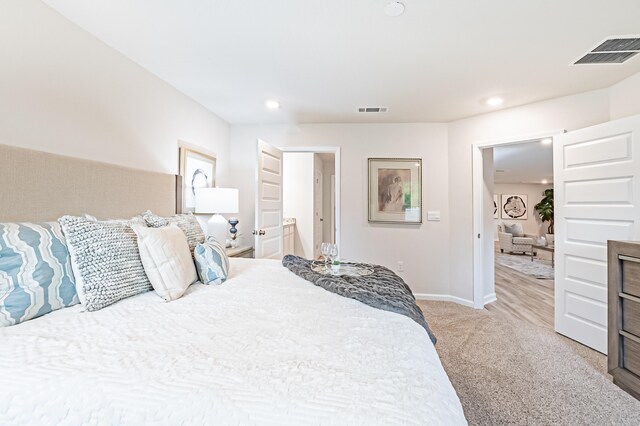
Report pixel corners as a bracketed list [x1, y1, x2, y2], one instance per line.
[608, 240, 640, 400]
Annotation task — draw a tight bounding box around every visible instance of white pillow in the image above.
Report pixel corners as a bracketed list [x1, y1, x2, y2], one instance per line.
[132, 223, 198, 301]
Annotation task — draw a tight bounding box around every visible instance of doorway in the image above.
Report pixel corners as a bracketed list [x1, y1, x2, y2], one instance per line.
[472, 131, 562, 310]
[486, 139, 556, 328]
[281, 148, 339, 259]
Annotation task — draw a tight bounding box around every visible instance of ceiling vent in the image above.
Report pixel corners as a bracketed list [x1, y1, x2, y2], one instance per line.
[574, 37, 640, 64]
[358, 107, 389, 113]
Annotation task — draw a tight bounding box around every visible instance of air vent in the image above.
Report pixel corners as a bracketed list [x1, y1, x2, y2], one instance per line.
[358, 107, 389, 113]
[574, 37, 640, 64]
[495, 169, 505, 173]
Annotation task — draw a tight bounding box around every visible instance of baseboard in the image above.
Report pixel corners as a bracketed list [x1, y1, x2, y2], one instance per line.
[484, 292, 497, 305]
[414, 293, 475, 308]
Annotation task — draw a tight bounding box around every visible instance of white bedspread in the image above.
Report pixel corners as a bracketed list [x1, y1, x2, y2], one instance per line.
[0, 259, 466, 425]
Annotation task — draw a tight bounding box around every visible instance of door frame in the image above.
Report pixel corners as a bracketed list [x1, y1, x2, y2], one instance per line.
[280, 146, 342, 254]
[471, 129, 564, 309]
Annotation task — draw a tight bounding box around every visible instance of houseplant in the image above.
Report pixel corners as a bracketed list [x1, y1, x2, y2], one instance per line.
[535, 188, 554, 245]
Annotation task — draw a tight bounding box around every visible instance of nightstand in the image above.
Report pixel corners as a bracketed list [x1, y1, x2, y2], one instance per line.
[225, 246, 255, 258]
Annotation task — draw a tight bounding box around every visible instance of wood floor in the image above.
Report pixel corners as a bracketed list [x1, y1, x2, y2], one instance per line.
[485, 256, 555, 329]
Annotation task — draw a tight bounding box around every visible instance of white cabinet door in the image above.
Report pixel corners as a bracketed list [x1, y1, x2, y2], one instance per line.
[554, 114, 640, 353]
[255, 139, 283, 259]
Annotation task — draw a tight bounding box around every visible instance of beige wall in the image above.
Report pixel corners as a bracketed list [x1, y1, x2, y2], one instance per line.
[230, 123, 450, 299]
[494, 183, 554, 238]
[0, 0, 230, 185]
[610, 71, 640, 120]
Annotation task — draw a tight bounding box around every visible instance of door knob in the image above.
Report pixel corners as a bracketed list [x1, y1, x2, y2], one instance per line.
[252, 230, 266, 236]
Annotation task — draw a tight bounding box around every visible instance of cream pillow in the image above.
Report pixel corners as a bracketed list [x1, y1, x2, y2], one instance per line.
[132, 223, 198, 301]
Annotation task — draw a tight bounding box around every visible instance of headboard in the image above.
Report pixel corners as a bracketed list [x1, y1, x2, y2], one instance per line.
[0, 144, 182, 222]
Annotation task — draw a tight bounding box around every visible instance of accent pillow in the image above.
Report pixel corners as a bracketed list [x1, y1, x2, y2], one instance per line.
[194, 237, 230, 285]
[58, 215, 152, 311]
[132, 223, 198, 301]
[504, 223, 524, 237]
[0, 222, 78, 326]
[142, 211, 205, 256]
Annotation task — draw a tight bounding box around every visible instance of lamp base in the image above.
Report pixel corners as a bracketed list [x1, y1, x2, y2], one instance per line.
[207, 214, 229, 246]
[228, 217, 239, 237]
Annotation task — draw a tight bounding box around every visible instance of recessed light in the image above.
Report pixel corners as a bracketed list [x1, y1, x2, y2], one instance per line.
[265, 100, 281, 110]
[542, 179, 548, 184]
[541, 138, 552, 145]
[486, 97, 504, 106]
[384, 1, 405, 17]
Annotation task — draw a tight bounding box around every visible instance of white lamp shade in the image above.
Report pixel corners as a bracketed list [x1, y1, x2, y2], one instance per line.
[195, 188, 239, 214]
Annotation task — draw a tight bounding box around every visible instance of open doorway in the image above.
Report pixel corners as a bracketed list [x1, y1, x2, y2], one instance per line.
[282, 150, 337, 259]
[472, 131, 561, 311]
[487, 139, 555, 327]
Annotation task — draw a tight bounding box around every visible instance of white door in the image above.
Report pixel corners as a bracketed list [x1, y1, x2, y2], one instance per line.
[255, 139, 284, 259]
[313, 168, 323, 258]
[555, 114, 640, 353]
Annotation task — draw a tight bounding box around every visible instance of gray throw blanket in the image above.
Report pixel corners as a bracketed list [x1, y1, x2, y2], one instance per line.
[282, 255, 436, 344]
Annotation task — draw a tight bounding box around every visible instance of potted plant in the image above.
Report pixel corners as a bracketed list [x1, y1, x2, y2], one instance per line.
[535, 188, 554, 246]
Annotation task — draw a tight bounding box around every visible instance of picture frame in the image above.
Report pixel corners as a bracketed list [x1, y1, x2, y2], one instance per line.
[501, 194, 528, 220]
[179, 146, 216, 213]
[493, 194, 499, 219]
[368, 158, 422, 224]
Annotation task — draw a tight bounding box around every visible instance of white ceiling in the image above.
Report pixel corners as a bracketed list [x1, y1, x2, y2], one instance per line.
[493, 140, 553, 184]
[44, 0, 640, 124]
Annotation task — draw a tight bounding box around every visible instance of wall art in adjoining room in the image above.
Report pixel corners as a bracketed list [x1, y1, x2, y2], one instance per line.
[501, 194, 528, 220]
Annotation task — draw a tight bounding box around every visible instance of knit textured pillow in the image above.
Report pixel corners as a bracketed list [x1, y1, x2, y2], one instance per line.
[194, 237, 230, 285]
[504, 222, 524, 237]
[142, 211, 205, 255]
[0, 222, 78, 326]
[58, 215, 152, 311]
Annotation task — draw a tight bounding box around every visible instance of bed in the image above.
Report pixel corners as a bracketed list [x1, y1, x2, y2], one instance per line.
[0, 145, 466, 424]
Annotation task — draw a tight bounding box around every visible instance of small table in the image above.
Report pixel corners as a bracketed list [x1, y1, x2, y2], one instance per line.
[532, 244, 555, 267]
[225, 246, 254, 258]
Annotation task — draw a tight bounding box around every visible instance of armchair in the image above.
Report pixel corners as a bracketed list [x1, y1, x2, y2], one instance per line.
[497, 223, 536, 254]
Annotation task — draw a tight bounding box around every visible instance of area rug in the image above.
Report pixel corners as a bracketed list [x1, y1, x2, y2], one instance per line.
[419, 300, 640, 426]
[495, 251, 554, 279]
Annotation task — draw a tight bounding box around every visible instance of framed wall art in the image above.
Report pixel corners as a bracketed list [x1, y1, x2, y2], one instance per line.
[493, 194, 499, 219]
[501, 194, 528, 220]
[179, 146, 216, 213]
[368, 158, 422, 224]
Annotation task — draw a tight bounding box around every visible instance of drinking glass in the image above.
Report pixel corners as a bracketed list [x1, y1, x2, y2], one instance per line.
[321, 243, 331, 265]
[329, 244, 339, 263]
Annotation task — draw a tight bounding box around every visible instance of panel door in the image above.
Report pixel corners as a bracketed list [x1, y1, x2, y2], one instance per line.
[554, 114, 640, 353]
[255, 139, 284, 259]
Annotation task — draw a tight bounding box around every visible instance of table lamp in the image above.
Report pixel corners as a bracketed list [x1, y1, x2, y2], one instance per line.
[195, 188, 239, 245]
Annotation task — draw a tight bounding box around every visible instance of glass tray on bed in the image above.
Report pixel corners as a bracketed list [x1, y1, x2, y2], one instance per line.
[311, 262, 374, 277]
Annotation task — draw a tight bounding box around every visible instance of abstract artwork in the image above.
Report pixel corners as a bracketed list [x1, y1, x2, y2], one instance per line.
[368, 158, 422, 224]
[501, 194, 528, 220]
[179, 146, 216, 212]
[494, 194, 499, 219]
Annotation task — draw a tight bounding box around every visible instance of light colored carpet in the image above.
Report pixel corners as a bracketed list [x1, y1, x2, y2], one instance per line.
[495, 251, 554, 279]
[419, 300, 640, 425]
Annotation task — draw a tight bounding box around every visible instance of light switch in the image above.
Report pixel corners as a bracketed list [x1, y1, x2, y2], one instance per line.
[427, 211, 441, 221]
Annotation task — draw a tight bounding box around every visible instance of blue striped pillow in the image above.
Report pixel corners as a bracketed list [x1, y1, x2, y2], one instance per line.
[0, 222, 78, 326]
[194, 237, 230, 285]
